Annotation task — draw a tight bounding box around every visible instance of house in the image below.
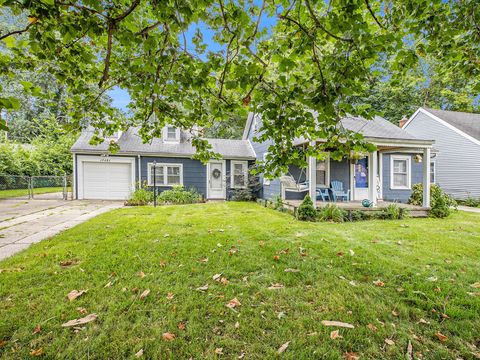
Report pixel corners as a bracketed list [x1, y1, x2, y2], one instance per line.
[71, 126, 255, 200]
[243, 113, 435, 208]
[402, 107, 480, 200]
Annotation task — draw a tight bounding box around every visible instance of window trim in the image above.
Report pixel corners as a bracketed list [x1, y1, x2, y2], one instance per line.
[390, 155, 411, 190]
[147, 163, 183, 186]
[307, 154, 330, 188]
[262, 153, 270, 186]
[162, 126, 180, 143]
[230, 160, 249, 189]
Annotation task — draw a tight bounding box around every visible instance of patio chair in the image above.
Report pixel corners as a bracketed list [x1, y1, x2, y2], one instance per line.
[330, 180, 350, 202]
[316, 188, 331, 202]
[280, 175, 309, 200]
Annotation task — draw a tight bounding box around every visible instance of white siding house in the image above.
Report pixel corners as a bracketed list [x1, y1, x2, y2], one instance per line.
[403, 107, 480, 200]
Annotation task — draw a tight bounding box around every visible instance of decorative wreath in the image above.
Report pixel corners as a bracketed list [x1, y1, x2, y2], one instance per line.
[212, 168, 221, 179]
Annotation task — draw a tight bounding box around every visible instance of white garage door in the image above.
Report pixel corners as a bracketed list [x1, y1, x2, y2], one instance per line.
[82, 162, 132, 200]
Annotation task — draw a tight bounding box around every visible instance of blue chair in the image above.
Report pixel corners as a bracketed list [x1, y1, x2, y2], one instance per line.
[331, 180, 350, 202]
[316, 188, 331, 202]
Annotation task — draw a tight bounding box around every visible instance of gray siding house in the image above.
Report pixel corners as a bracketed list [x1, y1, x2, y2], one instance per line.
[244, 113, 434, 207]
[402, 107, 480, 200]
[71, 126, 255, 200]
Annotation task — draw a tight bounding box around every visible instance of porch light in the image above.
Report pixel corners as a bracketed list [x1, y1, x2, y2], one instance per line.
[414, 154, 422, 163]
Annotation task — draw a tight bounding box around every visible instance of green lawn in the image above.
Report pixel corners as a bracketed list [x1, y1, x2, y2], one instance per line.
[1, 203, 479, 359]
[0, 187, 64, 200]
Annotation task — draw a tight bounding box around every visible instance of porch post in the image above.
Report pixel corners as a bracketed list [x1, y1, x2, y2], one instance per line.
[422, 147, 431, 208]
[308, 141, 317, 208]
[368, 151, 378, 206]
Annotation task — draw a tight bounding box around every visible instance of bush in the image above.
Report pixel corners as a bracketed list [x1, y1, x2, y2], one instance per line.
[297, 195, 317, 221]
[378, 203, 409, 220]
[231, 188, 255, 201]
[157, 185, 202, 204]
[408, 183, 456, 218]
[462, 197, 480, 208]
[317, 204, 346, 222]
[272, 195, 285, 212]
[125, 187, 153, 206]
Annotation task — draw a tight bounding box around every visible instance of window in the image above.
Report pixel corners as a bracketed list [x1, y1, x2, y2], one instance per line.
[316, 160, 328, 187]
[231, 161, 248, 188]
[430, 161, 436, 184]
[163, 126, 180, 142]
[390, 155, 411, 189]
[148, 163, 183, 186]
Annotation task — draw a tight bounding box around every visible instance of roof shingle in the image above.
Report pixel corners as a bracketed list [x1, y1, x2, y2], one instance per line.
[423, 108, 480, 141]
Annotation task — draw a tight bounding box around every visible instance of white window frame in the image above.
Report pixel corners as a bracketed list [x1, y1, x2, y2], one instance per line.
[430, 160, 436, 184]
[262, 153, 270, 186]
[390, 155, 411, 190]
[230, 160, 248, 189]
[307, 155, 330, 188]
[162, 126, 180, 143]
[147, 163, 183, 186]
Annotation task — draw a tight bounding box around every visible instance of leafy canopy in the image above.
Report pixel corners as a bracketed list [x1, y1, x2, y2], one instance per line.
[1, 0, 479, 174]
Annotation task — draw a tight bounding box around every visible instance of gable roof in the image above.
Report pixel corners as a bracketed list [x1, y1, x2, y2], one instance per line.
[71, 127, 256, 159]
[422, 107, 480, 141]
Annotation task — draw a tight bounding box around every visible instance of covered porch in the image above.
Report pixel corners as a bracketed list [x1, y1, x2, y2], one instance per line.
[281, 139, 434, 209]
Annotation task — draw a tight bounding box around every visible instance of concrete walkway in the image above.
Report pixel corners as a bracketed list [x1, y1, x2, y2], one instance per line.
[458, 205, 480, 213]
[0, 199, 123, 261]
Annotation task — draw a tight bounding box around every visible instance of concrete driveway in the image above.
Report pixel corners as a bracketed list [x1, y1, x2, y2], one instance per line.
[0, 199, 123, 261]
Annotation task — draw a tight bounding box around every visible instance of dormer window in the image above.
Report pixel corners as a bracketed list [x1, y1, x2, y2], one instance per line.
[163, 125, 180, 143]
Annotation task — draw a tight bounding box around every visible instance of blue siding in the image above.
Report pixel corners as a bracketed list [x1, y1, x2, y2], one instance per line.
[382, 153, 423, 203]
[140, 156, 207, 196]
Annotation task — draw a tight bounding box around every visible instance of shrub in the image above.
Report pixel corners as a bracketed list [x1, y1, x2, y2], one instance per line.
[231, 188, 255, 201]
[378, 203, 409, 220]
[297, 195, 317, 221]
[462, 197, 480, 208]
[272, 195, 285, 211]
[408, 183, 456, 218]
[125, 183, 153, 206]
[317, 204, 346, 222]
[157, 185, 202, 204]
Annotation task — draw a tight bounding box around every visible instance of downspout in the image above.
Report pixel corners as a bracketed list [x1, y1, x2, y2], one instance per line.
[138, 154, 141, 188]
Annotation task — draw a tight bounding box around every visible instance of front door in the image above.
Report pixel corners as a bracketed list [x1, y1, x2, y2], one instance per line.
[353, 157, 369, 200]
[208, 161, 226, 199]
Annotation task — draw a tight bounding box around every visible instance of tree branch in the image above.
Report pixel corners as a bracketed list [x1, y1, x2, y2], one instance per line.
[304, 0, 353, 43]
[0, 22, 34, 41]
[364, 0, 385, 29]
[136, 21, 162, 36]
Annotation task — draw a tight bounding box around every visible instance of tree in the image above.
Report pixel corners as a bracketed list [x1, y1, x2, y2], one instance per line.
[1, 0, 479, 176]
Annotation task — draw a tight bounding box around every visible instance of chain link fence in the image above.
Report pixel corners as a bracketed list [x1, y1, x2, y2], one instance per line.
[0, 174, 72, 200]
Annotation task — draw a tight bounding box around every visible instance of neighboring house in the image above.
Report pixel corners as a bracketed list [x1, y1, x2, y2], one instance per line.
[71, 126, 255, 200]
[402, 107, 480, 200]
[244, 113, 434, 207]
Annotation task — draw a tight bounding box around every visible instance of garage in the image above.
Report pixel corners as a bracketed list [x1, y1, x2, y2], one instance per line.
[76, 156, 135, 200]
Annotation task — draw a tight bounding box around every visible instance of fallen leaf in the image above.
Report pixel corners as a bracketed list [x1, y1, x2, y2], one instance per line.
[321, 320, 355, 329]
[337, 252, 344, 257]
[59, 259, 78, 267]
[104, 281, 112, 288]
[220, 277, 229, 285]
[279, 248, 290, 254]
[284, 268, 300, 273]
[417, 318, 430, 325]
[166, 292, 174, 300]
[0, 340, 6, 348]
[238, 352, 245, 359]
[235, 321, 240, 328]
[268, 283, 284, 290]
[273, 255, 280, 261]
[213, 274, 222, 281]
[435, 332, 448, 342]
[76, 307, 87, 314]
[330, 330, 342, 340]
[229, 246, 238, 255]
[135, 349, 144, 357]
[162, 332, 175, 341]
[178, 322, 186, 331]
[470, 282, 480, 289]
[226, 297, 241, 309]
[367, 323, 378, 331]
[349, 249, 355, 256]
[407, 340, 414, 360]
[159, 261, 167, 268]
[277, 312, 286, 319]
[427, 276, 437, 282]
[139, 289, 150, 300]
[373, 280, 385, 287]
[61, 313, 97, 327]
[196, 284, 209, 291]
[199, 258, 209, 263]
[277, 341, 290, 354]
[32, 325, 41, 335]
[215, 348, 223, 355]
[349, 280, 357, 287]
[344, 352, 359, 360]
[30, 348, 44, 356]
[67, 289, 87, 302]
[391, 310, 399, 317]
[138, 271, 145, 278]
[385, 339, 395, 346]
